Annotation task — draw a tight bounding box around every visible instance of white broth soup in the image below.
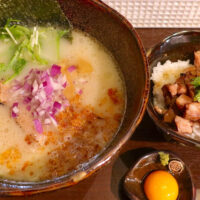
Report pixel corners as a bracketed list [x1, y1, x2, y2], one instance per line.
[0, 20, 125, 181]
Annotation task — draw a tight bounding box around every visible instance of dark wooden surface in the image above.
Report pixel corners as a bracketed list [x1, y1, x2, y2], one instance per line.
[1, 28, 200, 200]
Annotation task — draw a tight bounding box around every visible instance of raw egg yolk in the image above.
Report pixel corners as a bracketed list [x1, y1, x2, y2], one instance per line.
[144, 170, 179, 200]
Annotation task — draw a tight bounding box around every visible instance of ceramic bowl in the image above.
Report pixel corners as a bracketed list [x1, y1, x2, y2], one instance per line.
[0, 0, 149, 195]
[147, 30, 200, 148]
[124, 150, 196, 200]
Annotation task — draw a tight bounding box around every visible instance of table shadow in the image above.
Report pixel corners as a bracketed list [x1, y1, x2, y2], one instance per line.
[131, 112, 165, 142]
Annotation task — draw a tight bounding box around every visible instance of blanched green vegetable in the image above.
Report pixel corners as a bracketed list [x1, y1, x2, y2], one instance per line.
[0, 19, 72, 83]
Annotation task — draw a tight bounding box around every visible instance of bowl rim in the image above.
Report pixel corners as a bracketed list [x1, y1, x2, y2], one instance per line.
[123, 150, 196, 200]
[0, 0, 149, 195]
[147, 30, 200, 148]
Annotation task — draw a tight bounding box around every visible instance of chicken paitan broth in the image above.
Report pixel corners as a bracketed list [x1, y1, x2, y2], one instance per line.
[0, 21, 125, 181]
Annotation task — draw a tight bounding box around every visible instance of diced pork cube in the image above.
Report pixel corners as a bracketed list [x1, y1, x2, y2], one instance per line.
[175, 115, 193, 134]
[177, 83, 187, 95]
[166, 83, 178, 97]
[185, 102, 200, 121]
[163, 108, 175, 123]
[176, 94, 192, 109]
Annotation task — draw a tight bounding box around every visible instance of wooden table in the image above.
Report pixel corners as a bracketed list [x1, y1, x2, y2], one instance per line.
[1, 28, 200, 200]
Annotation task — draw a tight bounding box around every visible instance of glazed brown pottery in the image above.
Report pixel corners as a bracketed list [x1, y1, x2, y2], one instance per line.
[0, 0, 149, 195]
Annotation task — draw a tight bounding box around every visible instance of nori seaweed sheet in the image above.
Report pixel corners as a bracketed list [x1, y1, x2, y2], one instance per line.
[0, 0, 71, 28]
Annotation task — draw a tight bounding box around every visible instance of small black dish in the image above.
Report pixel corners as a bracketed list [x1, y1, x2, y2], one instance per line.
[123, 150, 195, 200]
[147, 30, 200, 148]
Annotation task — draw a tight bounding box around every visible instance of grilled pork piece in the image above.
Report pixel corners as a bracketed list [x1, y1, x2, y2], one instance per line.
[154, 106, 166, 115]
[185, 102, 200, 121]
[166, 83, 178, 97]
[177, 83, 187, 95]
[164, 108, 175, 123]
[184, 72, 195, 98]
[176, 94, 192, 109]
[175, 115, 193, 134]
[157, 51, 200, 136]
[175, 75, 187, 95]
[162, 85, 173, 106]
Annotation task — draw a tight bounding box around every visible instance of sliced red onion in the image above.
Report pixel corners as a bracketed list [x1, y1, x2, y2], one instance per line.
[34, 119, 43, 134]
[43, 76, 53, 96]
[13, 83, 22, 91]
[11, 67, 70, 131]
[53, 101, 61, 110]
[62, 82, 67, 88]
[13, 106, 19, 113]
[19, 89, 25, 94]
[50, 80, 60, 90]
[50, 115, 57, 127]
[11, 102, 19, 118]
[50, 64, 61, 77]
[35, 95, 39, 100]
[36, 70, 41, 74]
[51, 107, 57, 116]
[44, 118, 51, 125]
[12, 102, 18, 107]
[78, 89, 83, 95]
[42, 81, 47, 87]
[63, 100, 70, 108]
[39, 90, 46, 100]
[23, 96, 31, 104]
[32, 80, 38, 94]
[67, 65, 76, 72]
[24, 75, 29, 80]
[24, 82, 31, 92]
[29, 69, 33, 75]
[38, 110, 45, 116]
[57, 74, 66, 85]
[26, 105, 31, 111]
[12, 111, 17, 118]
[41, 71, 48, 80]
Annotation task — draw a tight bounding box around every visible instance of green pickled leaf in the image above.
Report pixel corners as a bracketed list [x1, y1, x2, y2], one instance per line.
[191, 77, 200, 88]
[194, 90, 200, 102]
[191, 77, 200, 102]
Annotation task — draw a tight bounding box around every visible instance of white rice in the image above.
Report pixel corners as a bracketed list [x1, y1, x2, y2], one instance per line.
[151, 60, 193, 109]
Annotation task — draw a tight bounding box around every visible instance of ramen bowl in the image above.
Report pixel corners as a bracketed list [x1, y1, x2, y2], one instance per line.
[0, 0, 149, 195]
